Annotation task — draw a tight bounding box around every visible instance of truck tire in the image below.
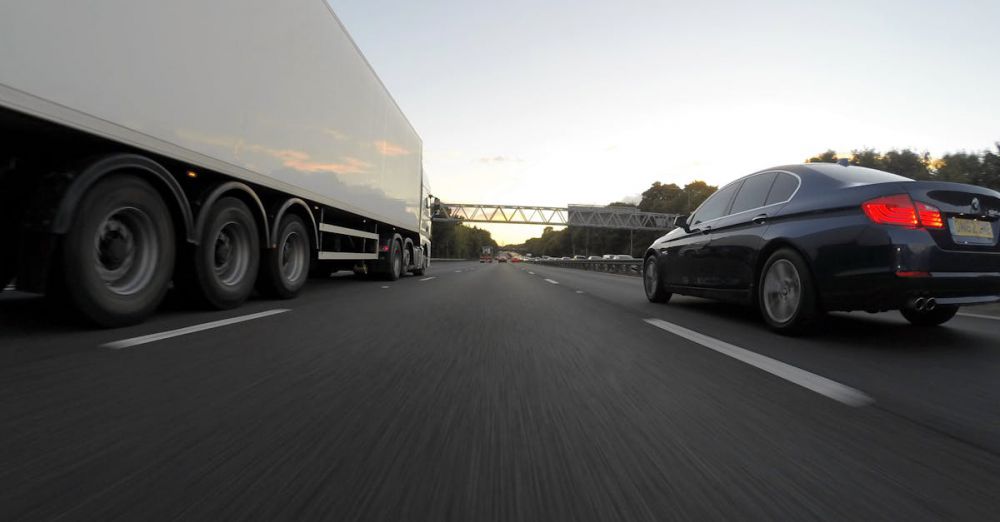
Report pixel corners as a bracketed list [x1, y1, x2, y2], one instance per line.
[257, 214, 310, 299]
[60, 175, 175, 327]
[384, 239, 402, 281]
[186, 197, 260, 309]
[412, 256, 426, 276]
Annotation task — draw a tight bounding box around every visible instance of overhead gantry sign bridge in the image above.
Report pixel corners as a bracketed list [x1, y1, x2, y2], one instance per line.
[432, 202, 682, 231]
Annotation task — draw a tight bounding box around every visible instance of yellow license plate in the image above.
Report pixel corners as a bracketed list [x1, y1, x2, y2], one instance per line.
[952, 218, 993, 238]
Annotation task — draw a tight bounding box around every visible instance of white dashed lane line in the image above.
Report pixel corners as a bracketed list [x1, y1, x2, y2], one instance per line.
[103, 309, 291, 350]
[544, 279, 559, 285]
[957, 312, 1000, 321]
[644, 318, 874, 407]
[420, 277, 437, 282]
[528, 271, 535, 275]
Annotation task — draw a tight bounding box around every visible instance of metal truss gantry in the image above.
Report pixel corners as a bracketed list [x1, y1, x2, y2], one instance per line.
[432, 203, 681, 231]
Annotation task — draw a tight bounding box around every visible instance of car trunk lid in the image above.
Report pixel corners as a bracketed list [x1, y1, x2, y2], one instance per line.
[904, 181, 1000, 253]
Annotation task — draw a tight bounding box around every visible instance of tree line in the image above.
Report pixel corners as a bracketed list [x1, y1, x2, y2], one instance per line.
[430, 220, 498, 259]
[807, 144, 1000, 190]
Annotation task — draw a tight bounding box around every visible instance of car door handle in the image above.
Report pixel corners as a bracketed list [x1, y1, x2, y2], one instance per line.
[752, 214, 768, 224]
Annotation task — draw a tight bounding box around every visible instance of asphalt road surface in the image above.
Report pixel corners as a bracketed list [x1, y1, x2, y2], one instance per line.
[2, 261, 1000, 521]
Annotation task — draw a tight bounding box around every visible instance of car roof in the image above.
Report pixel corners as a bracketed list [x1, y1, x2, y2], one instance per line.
[756, 163, 912, 187]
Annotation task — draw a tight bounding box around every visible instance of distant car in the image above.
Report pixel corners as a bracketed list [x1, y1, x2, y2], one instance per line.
[612, 255, 634, 260]
[587, 256, 603, 260]
[573, 255, 586, 260]
[643, 163, 1000, 333]
[511, 257, 523, 263]
[497, 257, 507, 263]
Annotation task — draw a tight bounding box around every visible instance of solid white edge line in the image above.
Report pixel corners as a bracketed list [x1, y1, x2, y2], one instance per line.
[544, 279, 559, 285]
[419, 276, 436, 281]
[643, 318, 873, 407]
[104, 309, 291, 349]
[957, 312, 1000, 321]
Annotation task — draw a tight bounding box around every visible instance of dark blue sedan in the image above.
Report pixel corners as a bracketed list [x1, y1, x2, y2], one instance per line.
[643, 163, 1000, 333]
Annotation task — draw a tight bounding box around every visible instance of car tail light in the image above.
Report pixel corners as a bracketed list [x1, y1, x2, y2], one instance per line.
[915, 202, 944, 229]
[862, 194, 944, 229]
[862, 195, 918, 228]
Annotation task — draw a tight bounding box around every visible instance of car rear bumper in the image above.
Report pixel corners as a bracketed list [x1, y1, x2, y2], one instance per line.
[823, 270, 1000, 311]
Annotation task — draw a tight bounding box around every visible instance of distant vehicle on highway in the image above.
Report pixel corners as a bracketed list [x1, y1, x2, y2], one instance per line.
[612, 255, 634, 260]
[587, 256, 603, 260]
[573, 255, 587, 260]
[481, 246, 494, 263]
[643, 163, 1000, 333]
[561, 257, 572, 260]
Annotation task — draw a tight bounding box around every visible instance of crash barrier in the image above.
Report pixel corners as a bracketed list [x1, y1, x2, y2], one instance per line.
[531, 259, 642, 276]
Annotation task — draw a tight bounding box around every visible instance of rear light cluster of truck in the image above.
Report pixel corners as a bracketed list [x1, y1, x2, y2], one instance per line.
[862, 194, 944, 229]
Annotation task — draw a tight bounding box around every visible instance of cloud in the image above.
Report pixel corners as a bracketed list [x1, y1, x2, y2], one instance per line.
[374, 140, 411, 157]
[477, 155, 525, 164]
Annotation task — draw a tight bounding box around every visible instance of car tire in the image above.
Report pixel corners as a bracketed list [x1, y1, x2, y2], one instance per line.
[61, 175, 176, 327]
[643, 255, 671, 303]
[383, 239, 402, 281]
[257, 214, 310, 299]
[758, 248, 819, 335]
[900, 304, 959, 326]
[184, 197, 260, 309]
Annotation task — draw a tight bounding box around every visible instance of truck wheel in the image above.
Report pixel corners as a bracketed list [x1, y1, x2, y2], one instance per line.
[188, 197, 260, 309]
[61, 175, 175, 326]
[412, 257, 426, 276]
[258, 214, 310, 299]
[384, 239, 402, 281]
[901, 305, 959, 326]
[758, 248, 819, 335]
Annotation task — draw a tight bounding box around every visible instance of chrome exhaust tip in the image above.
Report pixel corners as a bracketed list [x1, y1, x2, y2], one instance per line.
[925, 298, 937, 311]
[911, 297, 926, 311]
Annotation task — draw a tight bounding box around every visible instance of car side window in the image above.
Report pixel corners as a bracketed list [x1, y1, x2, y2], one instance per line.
[692, 182, 739, 224]
[766, 173, 799, 205]
[730, 172, 777, 215]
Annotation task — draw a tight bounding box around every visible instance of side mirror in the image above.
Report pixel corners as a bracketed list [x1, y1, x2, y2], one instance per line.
[676, 214, 690, 232]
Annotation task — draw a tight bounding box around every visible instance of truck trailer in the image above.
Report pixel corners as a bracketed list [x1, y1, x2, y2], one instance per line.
[0, 0, 432, 326]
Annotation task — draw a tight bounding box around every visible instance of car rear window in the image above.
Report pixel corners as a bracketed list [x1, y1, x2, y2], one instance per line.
[808, 164, 911, 185]
[765, 172, 799, 205]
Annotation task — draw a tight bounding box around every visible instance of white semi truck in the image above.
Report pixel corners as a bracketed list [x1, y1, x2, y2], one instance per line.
[0, 1, 432, 326]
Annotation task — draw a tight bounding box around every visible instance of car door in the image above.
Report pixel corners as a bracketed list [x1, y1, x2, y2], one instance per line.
[700, 172, 778, 291]
[663, 182, 739, 287]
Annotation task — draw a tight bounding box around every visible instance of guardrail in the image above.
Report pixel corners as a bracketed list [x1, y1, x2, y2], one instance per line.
[529, 259, 642, 276]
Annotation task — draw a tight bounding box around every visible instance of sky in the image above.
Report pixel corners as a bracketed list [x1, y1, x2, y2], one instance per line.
[330, 0, 1000, 244]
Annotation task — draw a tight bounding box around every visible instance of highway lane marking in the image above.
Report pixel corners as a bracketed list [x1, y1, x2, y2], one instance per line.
[420, 276, 437, 281]
[575, 290, 585, 294]
[544, 278, 560, 285]
[957, 312, 1000, 321]
[643, 318, 874, 407]
[528, 271, 535, 275]
[381, 286, 390, 289]
[103, 309, 291, 349]
[454, 270, 463, 273]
